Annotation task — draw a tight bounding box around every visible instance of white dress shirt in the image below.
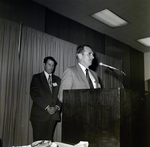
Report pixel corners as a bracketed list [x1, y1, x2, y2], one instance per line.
[78, 63, 97, 88]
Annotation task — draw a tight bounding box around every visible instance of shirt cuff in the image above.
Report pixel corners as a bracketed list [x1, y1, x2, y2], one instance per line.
[55, 105, 60, 111]
[45, 105, 50, 110]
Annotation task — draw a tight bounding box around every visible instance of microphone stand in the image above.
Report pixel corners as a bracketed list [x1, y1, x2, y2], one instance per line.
[108, 67, 125, 89]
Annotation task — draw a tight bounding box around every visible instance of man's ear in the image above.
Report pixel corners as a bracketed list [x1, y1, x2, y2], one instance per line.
[77, 53, 82, 60]
[43, 63, 45, 69]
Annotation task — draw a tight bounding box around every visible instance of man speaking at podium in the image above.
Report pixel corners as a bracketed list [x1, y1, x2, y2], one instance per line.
[58, 44, 101, 102]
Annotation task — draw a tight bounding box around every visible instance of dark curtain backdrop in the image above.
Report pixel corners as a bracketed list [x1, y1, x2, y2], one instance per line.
[0, 18, 122, 147]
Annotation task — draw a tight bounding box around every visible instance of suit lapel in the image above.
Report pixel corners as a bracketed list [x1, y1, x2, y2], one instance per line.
[51, 75, 55, 92]
[51, 75, 60, 95]
[90, 69, 100, 88]
[76, 64, 90, 88]
[40, 72, 52, 92]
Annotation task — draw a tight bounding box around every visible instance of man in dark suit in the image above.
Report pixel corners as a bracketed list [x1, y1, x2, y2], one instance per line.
[58, 44, 101, 102]
[30, 56, 61, 142]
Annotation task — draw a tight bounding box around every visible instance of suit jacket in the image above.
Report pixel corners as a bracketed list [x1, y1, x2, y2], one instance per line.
[58, 63, 101, 102]
[30, 71, 61, 122]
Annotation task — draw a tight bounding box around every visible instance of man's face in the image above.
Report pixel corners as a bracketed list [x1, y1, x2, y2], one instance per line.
[44, 59, 55, 74]
[80, 46, 94, 68]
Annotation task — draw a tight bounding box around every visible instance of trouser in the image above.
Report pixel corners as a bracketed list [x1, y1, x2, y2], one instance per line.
[31, 117, 57, 142]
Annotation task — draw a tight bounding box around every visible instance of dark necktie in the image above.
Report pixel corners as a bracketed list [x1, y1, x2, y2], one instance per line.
[48, 75, 52, 92]
[85, 69, 94, 89]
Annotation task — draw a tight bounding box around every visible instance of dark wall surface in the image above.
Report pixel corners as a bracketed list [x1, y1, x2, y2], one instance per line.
[0, 0, 46, 32]
[105, 35, 131, 89]
[45, 9, 105, 54]
[130, 48, 144, 93]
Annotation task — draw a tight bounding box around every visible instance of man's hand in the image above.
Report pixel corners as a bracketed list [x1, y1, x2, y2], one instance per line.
[47, 106, 57, 115]
[45, 105, 60, 115]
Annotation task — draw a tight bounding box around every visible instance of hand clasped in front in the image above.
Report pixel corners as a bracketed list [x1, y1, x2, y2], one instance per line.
[47, 106, 57, 115]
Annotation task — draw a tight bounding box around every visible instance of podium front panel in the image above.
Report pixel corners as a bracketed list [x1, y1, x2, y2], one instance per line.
[62, 89, 120, 147]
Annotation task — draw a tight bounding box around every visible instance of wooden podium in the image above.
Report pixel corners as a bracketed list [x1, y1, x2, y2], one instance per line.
[61, 88, 146, 147]
[62, 88, 125, 147]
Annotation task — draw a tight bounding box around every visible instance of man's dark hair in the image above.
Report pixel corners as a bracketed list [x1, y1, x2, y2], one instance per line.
[76, 44, 92, 54]
[43, 56, 57, 66]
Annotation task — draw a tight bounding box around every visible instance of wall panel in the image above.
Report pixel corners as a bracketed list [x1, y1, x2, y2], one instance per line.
[45, 9, 105, 54]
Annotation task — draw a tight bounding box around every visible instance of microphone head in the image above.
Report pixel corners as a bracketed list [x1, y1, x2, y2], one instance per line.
[99, 62, 103, 65]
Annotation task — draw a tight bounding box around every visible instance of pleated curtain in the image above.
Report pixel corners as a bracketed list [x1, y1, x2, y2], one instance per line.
[0, 18, 122, 147]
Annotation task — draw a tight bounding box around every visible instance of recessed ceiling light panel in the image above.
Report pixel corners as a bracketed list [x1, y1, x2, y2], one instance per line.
[92, 9, 128, 27]
[137, 37, 150, 47]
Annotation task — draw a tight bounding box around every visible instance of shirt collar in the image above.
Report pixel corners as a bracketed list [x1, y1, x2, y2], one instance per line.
[44, 71, 52, 80]
[78, 63, 88, 75]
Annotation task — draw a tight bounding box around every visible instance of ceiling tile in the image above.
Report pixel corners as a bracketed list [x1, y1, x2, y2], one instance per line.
[33, 0, 150, 52]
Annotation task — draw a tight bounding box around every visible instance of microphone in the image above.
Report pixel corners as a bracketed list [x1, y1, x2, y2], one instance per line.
[99, 62, 118, 70]
[99, 62, 126, 76]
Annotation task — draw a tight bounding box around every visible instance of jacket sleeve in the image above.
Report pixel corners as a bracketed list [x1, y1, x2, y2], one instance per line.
[30, 75, 49, 110]
[58, 68, 73, 102]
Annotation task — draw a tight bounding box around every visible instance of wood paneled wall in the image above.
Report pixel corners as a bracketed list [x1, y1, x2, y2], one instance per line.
[45, 9, 105, 54]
